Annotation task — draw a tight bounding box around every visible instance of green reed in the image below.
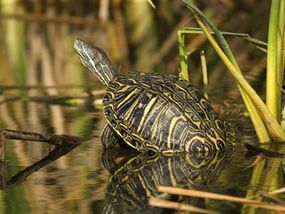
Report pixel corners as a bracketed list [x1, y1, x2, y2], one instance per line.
[266, 0, 285, 121]
[180, 0, 285, 143]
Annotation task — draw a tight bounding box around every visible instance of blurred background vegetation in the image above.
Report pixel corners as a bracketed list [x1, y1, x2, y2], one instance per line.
[0, 0, 277, 213]
[0, 0, 270, 94]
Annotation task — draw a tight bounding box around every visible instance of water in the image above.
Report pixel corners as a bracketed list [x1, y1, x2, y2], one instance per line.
[0, 1, 284, 213]
[1, 99, 283, 214]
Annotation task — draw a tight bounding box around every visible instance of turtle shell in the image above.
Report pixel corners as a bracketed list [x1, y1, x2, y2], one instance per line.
[103, 72, 235, 153]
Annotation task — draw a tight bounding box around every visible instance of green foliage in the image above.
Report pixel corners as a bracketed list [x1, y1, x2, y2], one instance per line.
[180, 0, 285, 142]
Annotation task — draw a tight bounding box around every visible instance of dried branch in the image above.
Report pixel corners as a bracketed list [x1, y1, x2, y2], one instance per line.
[149, 197, 219, 214]
[157, 186, 285, 212]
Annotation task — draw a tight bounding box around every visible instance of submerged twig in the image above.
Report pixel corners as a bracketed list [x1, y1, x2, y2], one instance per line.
[0, 129, 89, 189]
[5, 143, 81, 188]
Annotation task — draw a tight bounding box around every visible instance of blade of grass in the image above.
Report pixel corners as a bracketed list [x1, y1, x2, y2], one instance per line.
[279, 0, 285, 126]
[178, 27, 268, 81]
[280, 0, 285, 77]
[182, 0, 271, 142]
[181, 27, 268, 52]
[266, 0, 283, 121]
[178, 30, 190, 81]
[200, 50, 208, 87]
[200, 50, 208, 98]
[195, 17, 285, 141]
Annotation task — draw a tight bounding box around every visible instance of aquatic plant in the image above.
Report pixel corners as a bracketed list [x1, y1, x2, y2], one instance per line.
[180, 0, 285, 143]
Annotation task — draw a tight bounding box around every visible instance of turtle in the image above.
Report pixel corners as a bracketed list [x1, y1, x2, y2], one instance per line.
[74, 39, 235, 154]
[100, 125, 233, 213]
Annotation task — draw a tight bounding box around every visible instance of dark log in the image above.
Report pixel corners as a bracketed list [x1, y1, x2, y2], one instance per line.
[1, 129, 87, 146]
[0, 129, 89, 189]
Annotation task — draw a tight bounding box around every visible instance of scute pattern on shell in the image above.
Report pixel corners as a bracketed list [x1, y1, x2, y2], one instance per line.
[103, 72, 235, 153]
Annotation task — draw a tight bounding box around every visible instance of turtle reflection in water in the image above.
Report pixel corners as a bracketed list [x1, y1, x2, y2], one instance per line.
[100, 126, 233, 213]
[74, 39, 235, 154]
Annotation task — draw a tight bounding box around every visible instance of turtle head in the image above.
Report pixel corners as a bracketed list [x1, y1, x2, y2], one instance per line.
[74, 39, 117, 87]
